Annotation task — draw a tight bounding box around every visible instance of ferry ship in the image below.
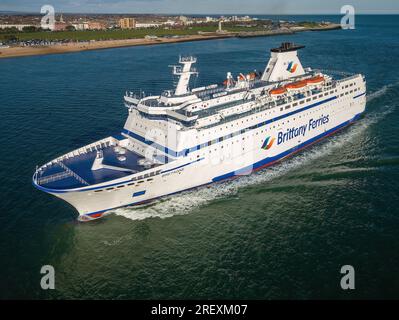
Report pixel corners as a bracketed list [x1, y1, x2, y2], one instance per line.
[33, 43, 367, 221]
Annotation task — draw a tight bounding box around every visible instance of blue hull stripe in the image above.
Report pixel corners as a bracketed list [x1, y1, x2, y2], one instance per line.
[213, 112, 362, 182]
[81, 111, 363, 218]
[161, 157, 204, 174]
[122, 95, 338, 158]
[33, 157, 204, 194]
[353, 92, 366, 99]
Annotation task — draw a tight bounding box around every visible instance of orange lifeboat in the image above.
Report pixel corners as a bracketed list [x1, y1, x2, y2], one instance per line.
[269, 87, 287, 95]
[306, 75, 325, 85]
[285, 80, 308, 90]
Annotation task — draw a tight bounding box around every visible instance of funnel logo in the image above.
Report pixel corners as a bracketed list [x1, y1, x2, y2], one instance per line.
[287, 61, 298, 73]
[261, 136, 275, 150]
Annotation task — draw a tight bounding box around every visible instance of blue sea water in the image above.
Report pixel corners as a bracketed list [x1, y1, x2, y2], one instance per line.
[0, 15, 399, 299]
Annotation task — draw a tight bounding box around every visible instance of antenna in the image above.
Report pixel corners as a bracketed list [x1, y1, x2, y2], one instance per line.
[170, 56, 198, 96]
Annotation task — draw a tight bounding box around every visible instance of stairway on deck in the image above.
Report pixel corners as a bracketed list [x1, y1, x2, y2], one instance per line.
[37, 162, 89, 186]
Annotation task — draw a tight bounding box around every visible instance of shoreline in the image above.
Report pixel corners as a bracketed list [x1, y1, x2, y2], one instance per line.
[0, 24, 341, 59]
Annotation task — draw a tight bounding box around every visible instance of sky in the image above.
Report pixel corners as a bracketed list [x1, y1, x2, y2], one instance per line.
[1, 0, 398, 14]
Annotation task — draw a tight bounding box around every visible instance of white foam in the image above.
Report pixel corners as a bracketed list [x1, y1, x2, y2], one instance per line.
[367, 86, 389, 102]
[114, 86, 394, 222]
[367, 81, 399, 102]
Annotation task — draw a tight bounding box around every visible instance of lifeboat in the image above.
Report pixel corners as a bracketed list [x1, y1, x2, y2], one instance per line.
[223, 79, 235, 86]
[285, 80, 308, 90]
[306, 75, 325, 85]
[269, 87, 287, 95]
[237, 72, 259, 82]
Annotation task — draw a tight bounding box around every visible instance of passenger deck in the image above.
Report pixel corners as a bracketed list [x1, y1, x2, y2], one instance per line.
[35, 144, 153, 190]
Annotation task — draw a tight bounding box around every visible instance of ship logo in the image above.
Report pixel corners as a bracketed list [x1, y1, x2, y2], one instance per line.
[287, 61, 298, 73]
[261, 136, 275, 150]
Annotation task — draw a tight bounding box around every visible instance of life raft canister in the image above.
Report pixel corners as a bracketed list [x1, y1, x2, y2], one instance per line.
[306, 75, 325, 84]
[285, 80, 308, 90]
[269, 87, 287, 95]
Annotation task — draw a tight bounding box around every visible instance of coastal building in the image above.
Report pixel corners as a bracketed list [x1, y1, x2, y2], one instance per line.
[135, 22, 162, 28]
[72, 23, 89, 30]
[0, 24, 37, 31]
[71, 20, 105, 30]
[179, 16, 188, 24]
[119, 18, 136, 29]
[178, 16, 193, 25]
[54, 14, 68, 31]
[163, 20, 176, 26]
[87, 22, 106, 30]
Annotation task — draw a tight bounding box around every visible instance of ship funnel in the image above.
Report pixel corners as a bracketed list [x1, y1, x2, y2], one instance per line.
[261, 42, 306, 82]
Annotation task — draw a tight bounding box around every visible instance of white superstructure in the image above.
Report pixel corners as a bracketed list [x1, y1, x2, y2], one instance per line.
[33, 43, 367, 221]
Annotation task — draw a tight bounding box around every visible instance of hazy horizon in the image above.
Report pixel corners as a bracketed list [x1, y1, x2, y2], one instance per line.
[1, 11, 398, 16]
[1, 0, 398, 15]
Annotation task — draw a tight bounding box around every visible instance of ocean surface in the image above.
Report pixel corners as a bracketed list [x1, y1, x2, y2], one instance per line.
[1, 15, 399, 299]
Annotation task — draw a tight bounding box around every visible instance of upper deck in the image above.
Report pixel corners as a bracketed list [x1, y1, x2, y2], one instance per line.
[33, 136, 162, 191]
[124, 67, 352, 131]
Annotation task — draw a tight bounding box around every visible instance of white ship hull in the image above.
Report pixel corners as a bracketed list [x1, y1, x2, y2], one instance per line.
[35, 84, 366, 220]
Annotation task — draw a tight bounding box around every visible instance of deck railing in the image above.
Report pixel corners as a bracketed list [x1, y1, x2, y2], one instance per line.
[35, 136, 121, 186]
[36, 171, 73, 185]
[58, 162, 89, 186]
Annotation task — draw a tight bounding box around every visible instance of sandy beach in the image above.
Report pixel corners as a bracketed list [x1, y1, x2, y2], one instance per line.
[0, 24, 340, 59]
[0, 34, 233, 59]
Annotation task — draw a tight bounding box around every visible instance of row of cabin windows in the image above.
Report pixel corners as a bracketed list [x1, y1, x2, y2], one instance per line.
[199, 98, 340, 157]
[339, 87, 360, 98]
[279, 87, 338, 112]
[172, 89, 341, 154]
[134, 83, 360, 158]
[191, 93, 357, 162]
[93, 172, 160, 193]
[343, 81, 359, 90]
[208, 96, 336, 149]
[136, 81, 360, 137]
